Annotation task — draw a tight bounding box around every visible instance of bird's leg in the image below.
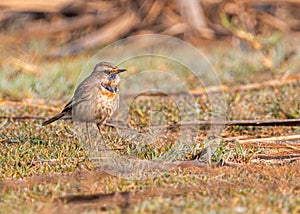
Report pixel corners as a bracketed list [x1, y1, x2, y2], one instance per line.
[96, 123, 108, 151]
[96, 123, 105, 140]
[86, 122, 92, 150]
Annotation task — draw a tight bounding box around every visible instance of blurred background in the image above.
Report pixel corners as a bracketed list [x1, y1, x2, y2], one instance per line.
[0, 0, 300, 103]
[1, 0, 300, 54]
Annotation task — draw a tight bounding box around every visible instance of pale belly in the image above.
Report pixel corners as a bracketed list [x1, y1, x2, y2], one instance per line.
[71, 95, 117, 124]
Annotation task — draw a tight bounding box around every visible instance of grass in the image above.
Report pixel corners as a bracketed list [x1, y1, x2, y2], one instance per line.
[0, 35, 300, 213]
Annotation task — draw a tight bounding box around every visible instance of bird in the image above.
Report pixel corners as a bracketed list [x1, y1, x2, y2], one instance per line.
[42, 62, 126, 145]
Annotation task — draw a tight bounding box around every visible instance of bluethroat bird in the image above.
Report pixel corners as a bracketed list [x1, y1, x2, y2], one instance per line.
[42, 62, 126, 144]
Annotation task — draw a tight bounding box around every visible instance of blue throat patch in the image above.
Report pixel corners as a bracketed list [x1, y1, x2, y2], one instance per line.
[101, 83, 117, 93]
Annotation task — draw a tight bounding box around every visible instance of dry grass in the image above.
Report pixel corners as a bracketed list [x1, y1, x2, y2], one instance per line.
[0, 35, 300, 213]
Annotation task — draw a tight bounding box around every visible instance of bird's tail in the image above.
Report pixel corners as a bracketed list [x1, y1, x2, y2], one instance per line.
[42, 112, 65, 126]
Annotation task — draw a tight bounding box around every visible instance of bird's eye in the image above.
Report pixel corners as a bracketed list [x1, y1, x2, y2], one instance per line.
[103, 70, 110, 74]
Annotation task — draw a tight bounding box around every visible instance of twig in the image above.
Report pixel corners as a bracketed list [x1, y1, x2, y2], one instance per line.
[161, 23, 189, 36]
[230, 74, 300, 92]
[254, 154, 300, 160]
[236, 134, 300, 143]
[150, 119, 300, 129]
[0, 115, 46, 120]
[247, 0, 300, 4]
[227, 141, 300, 150]
[7, 13, 120, 42]
[37, 157, 60, 162]
[217, 160, 245, 167]
[31, 157, 60, 165]
[257, 11, 291, 32]
[0, 100, 60, 111]
[175, 0, 215, 39]
[177, 159, 245, 168]
[142, 0, 166, 25]
[52, 10, 140, 56]
[251, 156, 300, 164]
[0, 0, 73, 13]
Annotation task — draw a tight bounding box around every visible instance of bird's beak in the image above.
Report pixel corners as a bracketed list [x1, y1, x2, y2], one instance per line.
[110, 68, 126, 74]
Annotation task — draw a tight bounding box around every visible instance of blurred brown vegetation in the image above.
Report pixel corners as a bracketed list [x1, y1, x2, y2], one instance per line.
[0, 0, 300, 57]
